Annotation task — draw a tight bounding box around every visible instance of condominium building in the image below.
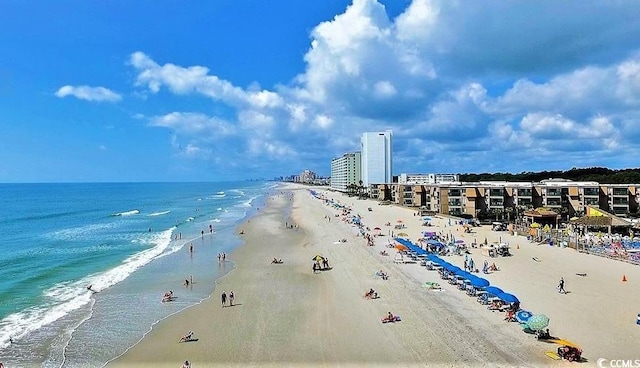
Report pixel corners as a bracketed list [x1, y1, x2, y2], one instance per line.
[330, 152, 361, 192]
[398, 173, 460, 184]
[298, 169, 317, 184]
[360, 131, 393, 186]
[369, 179, 640, 220]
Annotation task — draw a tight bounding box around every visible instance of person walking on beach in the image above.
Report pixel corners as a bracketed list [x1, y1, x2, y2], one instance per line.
[558, 277, 566, 294]
[229, 290, 235, 306]
[221, 291, 227, 307]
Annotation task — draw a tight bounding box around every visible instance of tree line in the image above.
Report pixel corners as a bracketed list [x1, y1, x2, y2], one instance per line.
[459, 167, 640, 184]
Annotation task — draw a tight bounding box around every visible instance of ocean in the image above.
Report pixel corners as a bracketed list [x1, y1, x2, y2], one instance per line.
[0, 181, 274, 367]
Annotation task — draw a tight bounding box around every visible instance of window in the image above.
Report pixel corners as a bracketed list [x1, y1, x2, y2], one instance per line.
[489, 199, 504, 207]
[612, 188, 628, 196]
[547, 189, 561, 196]
[517, 188, 532, 196]
[489, 188, 503, 197]
[585, 198, 599, 205]
[584, 187, 599, 196]
[518, 198, 532, 206]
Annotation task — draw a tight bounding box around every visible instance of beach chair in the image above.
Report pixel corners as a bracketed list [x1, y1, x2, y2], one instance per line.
[477, 293, 489, 305]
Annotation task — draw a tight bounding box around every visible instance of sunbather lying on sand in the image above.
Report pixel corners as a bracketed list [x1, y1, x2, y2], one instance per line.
[271, 258, 283, 264]
[379, 250, 388, 256]
[488, 300, 503, 310]
[381, 312, 400, 323]
[376, 270, 389, 280]
[179, 330, 194, 343]
[364, 288, 378, 299]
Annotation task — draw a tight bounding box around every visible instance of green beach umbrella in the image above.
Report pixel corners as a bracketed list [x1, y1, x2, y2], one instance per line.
[526, 314, 550, 331]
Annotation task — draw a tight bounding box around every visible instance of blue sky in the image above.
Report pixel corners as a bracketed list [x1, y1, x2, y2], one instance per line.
[2, 0, 640, 182]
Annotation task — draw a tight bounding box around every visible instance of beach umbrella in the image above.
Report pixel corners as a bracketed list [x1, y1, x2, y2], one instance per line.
[484, 286, 504, 296]
[516, 310, 533, 323]
[497, 292, 519, 304]
[397, 219, 403, 223]
[526, 314, 550, 331]
[455, 239, 465, 243]
[312, 255, 323, 262]
[394, 244, 408, 251]
[373, 227, 381, 231]
[530, 223, 540, 228]
[423, 216, 432, 221]
[469, 277, 490, 288]
[397, 232, 409, 238]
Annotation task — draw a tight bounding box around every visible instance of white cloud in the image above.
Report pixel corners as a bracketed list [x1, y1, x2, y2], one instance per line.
[149, 112, 235, 136]
[55, 85, 121, 102]
[130, 52, 283, 109]
[123, 0, 640, 175]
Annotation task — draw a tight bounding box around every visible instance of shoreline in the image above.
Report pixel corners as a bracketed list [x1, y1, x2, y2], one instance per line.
[110, 184, 640, 367]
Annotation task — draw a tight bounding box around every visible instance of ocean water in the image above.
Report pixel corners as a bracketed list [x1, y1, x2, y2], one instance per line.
[0, 181, 273, 367]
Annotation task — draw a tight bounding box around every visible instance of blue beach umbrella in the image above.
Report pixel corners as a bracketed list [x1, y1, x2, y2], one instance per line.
[516, 310, 533, 323]
[484, 286, 504, 296]
[470, 277, 490, 288]
[423, 216, 432, 221]
[497, 292, 519, 304]
[457, 271, 474, 280]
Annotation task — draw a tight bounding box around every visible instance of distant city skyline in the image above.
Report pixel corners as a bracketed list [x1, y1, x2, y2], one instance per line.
[3, 1, 640, 182]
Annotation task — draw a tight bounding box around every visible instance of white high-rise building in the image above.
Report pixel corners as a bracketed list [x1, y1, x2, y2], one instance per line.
[330, 152, 361, 192]
[361, 131, 392, 186]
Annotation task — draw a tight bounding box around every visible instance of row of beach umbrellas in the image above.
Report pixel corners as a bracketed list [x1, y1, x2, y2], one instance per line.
[394, 237, 550, 331]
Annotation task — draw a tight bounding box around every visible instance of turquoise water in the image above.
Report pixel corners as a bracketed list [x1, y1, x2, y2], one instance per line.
[0, 182, 273, 367]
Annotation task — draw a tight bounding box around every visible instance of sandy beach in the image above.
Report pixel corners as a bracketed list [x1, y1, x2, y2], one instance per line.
[110, 184, 640, 367]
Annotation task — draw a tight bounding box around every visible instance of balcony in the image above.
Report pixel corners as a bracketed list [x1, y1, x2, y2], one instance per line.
[448, 189, 462, 197]
[517, 198, 532, 207]
[612, 206, 628, 215]
[612, 197, 628, 205]
[517, 189, 532, 197]
[448, 199, 462, 206]
[612, 188, 628, 196]
[489, 189, 504, 197]
[546, 198, 562, 206]
[489, 199, 504, 207]
[583, 188, 599, 196]
[546, 189, 561, 197]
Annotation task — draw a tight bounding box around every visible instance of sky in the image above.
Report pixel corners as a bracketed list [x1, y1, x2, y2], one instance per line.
[2, 0, 640, 182]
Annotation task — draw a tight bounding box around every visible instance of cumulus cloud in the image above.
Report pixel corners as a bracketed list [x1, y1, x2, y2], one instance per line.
[55, 85, 122, 102]
[126, 0, 640, 175]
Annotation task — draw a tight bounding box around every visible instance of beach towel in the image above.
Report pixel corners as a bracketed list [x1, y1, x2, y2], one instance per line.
[545, 351, 561, 360]
[422, 281, 441, 290]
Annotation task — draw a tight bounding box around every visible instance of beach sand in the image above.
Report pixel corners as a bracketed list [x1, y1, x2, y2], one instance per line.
[110, 184, 640, 367]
